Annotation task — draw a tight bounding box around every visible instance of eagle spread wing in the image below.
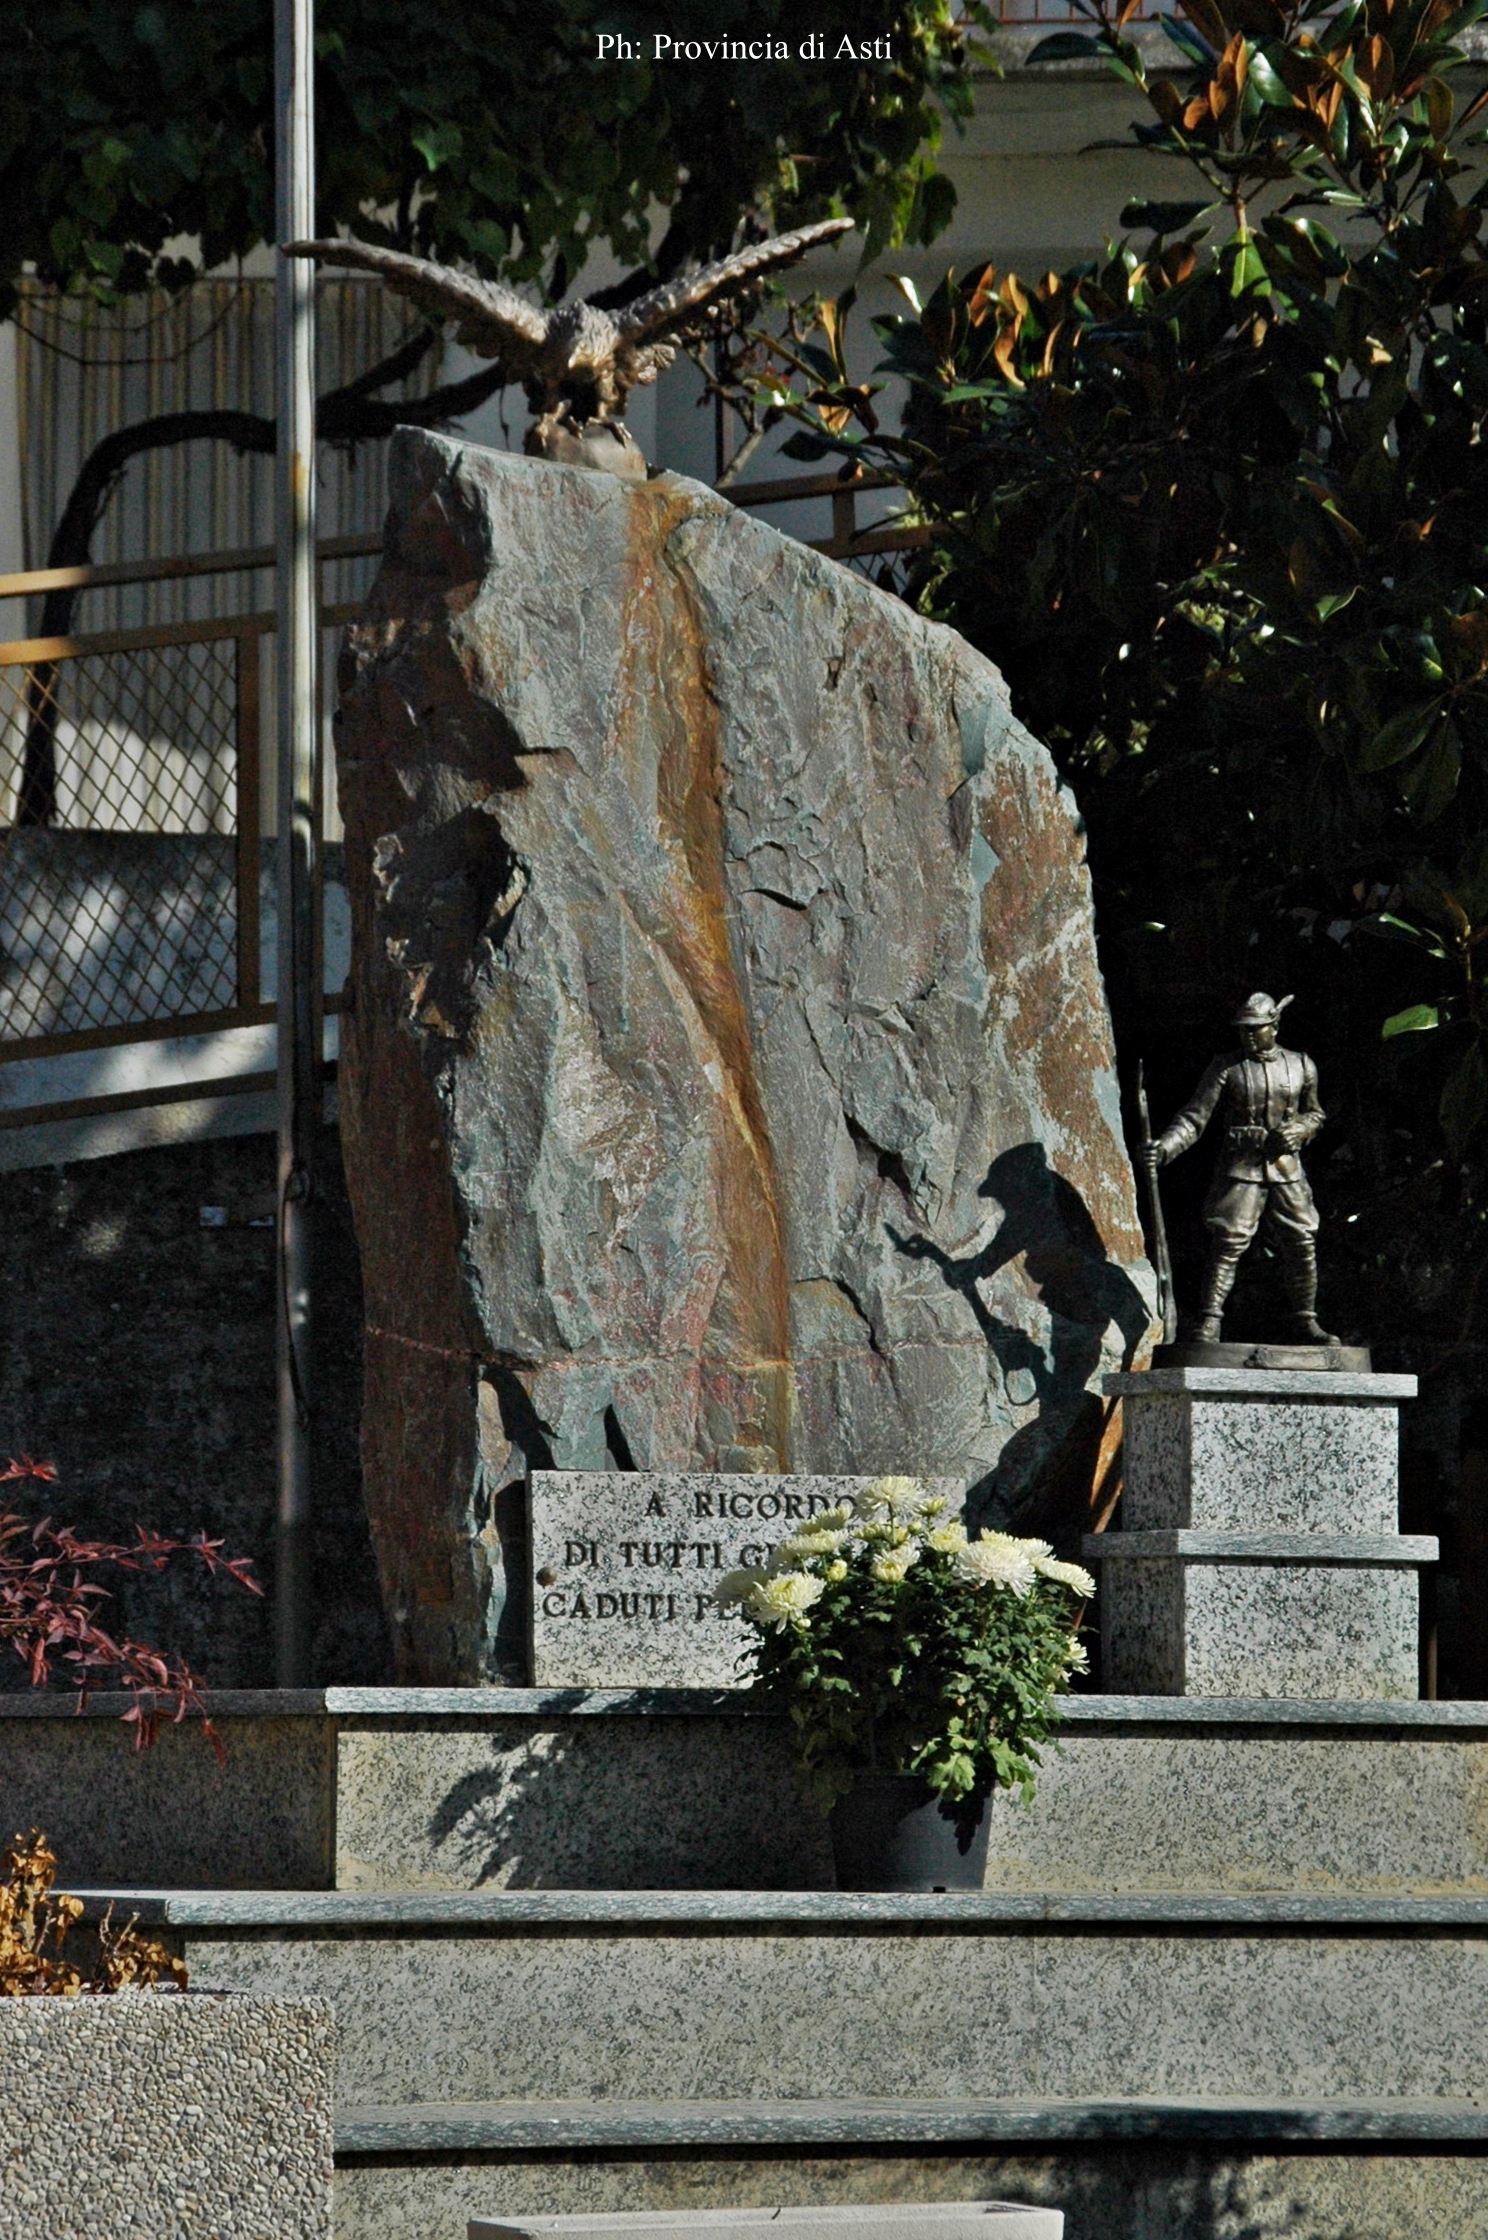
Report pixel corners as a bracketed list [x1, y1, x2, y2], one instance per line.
[284, 239, 549, 367]
[614, 218, 854, 348]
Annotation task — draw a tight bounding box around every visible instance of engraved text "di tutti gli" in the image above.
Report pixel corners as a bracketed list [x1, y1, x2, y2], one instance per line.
[597, 33, 895, 60]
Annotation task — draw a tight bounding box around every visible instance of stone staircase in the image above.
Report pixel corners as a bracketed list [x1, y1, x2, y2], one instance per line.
[5, 1685, 1486, 2240]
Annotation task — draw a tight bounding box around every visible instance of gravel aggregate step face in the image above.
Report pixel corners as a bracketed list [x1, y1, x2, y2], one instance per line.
[0, 1992, 332, 2239]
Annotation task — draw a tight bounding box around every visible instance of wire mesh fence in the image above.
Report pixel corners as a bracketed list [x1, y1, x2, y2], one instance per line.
[0, 612, 266, 1059]
[3, 634, 239, 833]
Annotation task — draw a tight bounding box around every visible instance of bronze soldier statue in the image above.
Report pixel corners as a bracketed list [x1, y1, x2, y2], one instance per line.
[1143, 993, 1337, 1347]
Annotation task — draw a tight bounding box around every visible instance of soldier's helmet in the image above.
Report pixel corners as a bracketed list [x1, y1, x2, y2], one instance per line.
[1231, 991, 1293, 1026]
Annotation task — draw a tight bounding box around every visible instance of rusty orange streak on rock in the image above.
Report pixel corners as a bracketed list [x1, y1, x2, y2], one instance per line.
[614, 484, 791, 1458]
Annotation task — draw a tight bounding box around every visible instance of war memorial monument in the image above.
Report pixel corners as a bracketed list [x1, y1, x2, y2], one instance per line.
[1, 255, 1480, 2234]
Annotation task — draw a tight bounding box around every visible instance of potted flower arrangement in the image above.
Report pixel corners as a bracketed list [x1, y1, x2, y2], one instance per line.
[719, 1477, 1093, 1890]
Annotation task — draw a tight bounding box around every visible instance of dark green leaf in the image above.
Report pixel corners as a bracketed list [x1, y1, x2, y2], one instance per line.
[1121, 198, 1211, 232]
[1441, 1043, 1488, 1157]
[1358, 703, 1441, 770]
[1024, 31, 1105, 61]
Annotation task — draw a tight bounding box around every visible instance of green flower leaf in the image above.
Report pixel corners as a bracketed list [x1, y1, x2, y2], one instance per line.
[412, 121, 464, 174]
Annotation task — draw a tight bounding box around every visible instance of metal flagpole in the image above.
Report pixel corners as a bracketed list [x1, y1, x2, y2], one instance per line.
[273, 0, 319, 1684]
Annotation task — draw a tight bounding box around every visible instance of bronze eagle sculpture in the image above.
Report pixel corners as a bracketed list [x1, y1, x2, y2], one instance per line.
[285, 218, 852, 478]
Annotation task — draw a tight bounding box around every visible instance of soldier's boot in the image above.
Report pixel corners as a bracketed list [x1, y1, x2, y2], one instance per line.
[1189, 1252, 1240, 1345]
[1284, 1239, 1337, 1345]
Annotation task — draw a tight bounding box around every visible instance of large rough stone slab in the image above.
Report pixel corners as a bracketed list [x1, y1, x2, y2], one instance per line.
[335, 430, 1152, 1681]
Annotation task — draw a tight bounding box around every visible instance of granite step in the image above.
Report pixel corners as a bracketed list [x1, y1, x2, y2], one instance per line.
[334, 2092, 1488, 2153]
[330, 2091, 1488, 2240]
[76, 1887, 1488, 2111]
[15, 1689, 1488, 1896]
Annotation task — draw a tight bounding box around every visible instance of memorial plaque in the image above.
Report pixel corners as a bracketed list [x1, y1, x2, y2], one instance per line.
[529, 1473, 962, 1688]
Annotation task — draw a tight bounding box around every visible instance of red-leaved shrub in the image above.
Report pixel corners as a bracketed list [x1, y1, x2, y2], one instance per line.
[0, 1457, 261, 1760]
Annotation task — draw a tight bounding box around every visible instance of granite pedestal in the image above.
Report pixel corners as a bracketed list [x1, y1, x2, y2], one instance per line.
[26, 1686, 1488, 2240]
[1088, 1369, 1432, 1698]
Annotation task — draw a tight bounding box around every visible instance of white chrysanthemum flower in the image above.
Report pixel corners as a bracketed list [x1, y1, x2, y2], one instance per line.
[952, 1531, 1043, 1597]
[825, 1559, 849, 1582]
[871, 1542, 920, 1585]
[716, 1566, 768, 1611]
[925, 1519, 968, 1553]
[855, 1474, 936, 1522]
[1063, 1635, 1091, 1674]
[1034, 1553, 1096, 1600]
[772, 1526, 848, 1567]
[744, 1571, 825, 1629]
[817, 1504, 855, 1529]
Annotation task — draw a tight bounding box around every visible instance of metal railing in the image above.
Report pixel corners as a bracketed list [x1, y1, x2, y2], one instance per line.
[0, 542, 372, 1138]
[726, 468, 928, 566]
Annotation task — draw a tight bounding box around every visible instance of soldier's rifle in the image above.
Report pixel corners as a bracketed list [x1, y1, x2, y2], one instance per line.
[1136, 1061, 1179, 1347]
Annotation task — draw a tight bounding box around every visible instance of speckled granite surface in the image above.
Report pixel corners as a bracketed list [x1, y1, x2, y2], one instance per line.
[335, 1715, 833, 1890]
[8, 1693, 1488, 1893]
[178, 1912, 1488, 2105]
[1113, 1378, 1409, 1534]
[1097, 1368, 1426, 1698]
[0, 1993, 332, 2237]
[1099, 1559, 1422, 1699]
[528, 1474, 958, 1689]
[337, 2094, 1488, 2150]
[0, 1710, 334, 1888]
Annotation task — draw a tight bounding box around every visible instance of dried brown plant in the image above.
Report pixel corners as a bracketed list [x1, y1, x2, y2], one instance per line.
[0, 1830, 187, 1996]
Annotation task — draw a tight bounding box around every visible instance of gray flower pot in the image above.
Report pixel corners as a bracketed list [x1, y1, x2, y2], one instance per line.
[828, 1772, 990, 1890]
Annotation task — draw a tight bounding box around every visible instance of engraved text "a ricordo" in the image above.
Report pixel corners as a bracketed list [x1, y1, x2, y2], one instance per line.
[691, 1489, 835, 1521]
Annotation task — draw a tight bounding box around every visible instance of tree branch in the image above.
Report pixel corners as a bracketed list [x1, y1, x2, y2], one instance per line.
[319, 324, 436, 406]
